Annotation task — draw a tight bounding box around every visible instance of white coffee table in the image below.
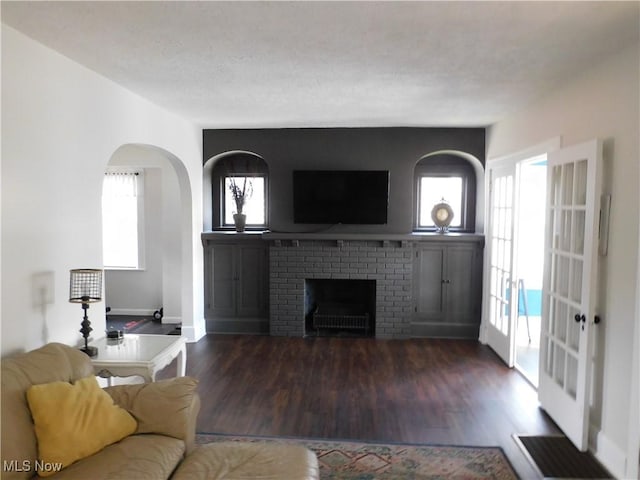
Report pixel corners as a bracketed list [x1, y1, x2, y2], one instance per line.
[90, 334, 186, 385]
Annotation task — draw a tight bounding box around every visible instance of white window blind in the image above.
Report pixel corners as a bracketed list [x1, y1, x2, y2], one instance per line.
[102, 172, 142, 269]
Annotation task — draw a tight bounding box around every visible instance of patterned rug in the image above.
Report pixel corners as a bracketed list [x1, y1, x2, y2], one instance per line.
[106, 315, 180, 335]
[106, 315, 150, 332]
[196, 433, 519, 479]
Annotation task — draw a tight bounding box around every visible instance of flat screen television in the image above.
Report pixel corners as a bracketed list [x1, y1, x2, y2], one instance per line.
[293, 170, 389, 224]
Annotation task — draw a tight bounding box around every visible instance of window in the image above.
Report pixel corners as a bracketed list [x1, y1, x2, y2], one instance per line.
[418, 176, 463, 228]
[102, 171, 143, 269]
[223, 175, 266, 226]
[414, 155, 476, 231]
[212, 153, 268, 230]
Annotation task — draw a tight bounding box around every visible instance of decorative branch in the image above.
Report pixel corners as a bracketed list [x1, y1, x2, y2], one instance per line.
[228, 176, 254, 215]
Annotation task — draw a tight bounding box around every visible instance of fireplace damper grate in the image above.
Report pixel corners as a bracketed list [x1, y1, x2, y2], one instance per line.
[312, 302, 370, 334]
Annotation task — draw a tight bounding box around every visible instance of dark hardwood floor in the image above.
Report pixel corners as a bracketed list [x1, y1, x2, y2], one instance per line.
[158, 334, 560, 478]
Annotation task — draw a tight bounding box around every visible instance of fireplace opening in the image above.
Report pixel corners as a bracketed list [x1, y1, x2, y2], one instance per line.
[304, 279, 375, 337]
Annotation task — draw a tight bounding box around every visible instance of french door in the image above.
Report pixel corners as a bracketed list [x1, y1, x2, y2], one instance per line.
[538, 139, 602, 451]
[484, 162, 518, 367]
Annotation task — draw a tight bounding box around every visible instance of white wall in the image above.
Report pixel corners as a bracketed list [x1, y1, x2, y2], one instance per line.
[161, 159, 184, 324]
[487, 43, 639, 478]
[1, 25, 205, 355]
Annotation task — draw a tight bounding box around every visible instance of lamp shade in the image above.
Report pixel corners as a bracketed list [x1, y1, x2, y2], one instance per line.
[69, 269, 103, 303]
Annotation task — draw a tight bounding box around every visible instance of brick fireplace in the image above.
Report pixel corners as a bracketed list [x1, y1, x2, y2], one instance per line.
[269, 238, 413, 338]
[304, 278, 376, 336]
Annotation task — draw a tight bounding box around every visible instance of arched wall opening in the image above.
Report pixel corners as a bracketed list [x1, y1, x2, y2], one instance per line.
[203, 150, 270, 231]
[104, 144, 196, 336]
[414, 150, 485, 233]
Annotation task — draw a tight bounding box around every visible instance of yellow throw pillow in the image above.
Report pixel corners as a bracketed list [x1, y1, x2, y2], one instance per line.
[26, 375, 137, 476]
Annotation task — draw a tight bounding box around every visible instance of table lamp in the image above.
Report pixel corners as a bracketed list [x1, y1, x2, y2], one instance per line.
[69, 268, 103, 357]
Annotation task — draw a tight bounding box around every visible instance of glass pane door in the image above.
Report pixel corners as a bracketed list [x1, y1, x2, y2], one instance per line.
[485, 163, 517, 366]
[539, 139, 602, 451]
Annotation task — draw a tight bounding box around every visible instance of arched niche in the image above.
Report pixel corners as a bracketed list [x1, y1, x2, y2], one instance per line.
[203, 150, 269, 231]
[414, 150, 485, 233]
[104, 143, 199, 339]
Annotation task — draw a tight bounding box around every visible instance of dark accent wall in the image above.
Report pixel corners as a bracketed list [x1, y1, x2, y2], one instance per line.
[203, 127, 485, 234]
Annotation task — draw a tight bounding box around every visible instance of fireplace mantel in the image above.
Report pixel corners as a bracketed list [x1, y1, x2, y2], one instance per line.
[203, 231, 483, 239]
[202, 231, 484, 247]
[263, 232, 482, 242]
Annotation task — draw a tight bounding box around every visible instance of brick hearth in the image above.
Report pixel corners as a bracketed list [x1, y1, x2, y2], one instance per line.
[269, 239, 413, 338]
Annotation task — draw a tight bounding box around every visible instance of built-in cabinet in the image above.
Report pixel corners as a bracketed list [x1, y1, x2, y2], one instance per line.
[203, 234, 269, 334]
[412, 240, 483, 338]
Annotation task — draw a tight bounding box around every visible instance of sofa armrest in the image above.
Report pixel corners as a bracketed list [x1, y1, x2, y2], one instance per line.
[104, 377, 200, 454]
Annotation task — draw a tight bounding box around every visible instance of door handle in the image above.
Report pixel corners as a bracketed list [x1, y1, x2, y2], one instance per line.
[574, 313, 589, 331]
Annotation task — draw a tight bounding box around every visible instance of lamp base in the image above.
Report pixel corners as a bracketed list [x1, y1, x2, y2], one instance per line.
[80, 345, 98, 357]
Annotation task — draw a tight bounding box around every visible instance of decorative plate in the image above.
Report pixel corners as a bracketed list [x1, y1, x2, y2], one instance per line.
[431, 200, 454, 232]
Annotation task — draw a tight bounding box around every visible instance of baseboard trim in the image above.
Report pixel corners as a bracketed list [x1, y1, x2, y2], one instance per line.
[206, 318, 269, 335]
[107, 308, 179, 323]
[162, 316, 181, 324]
[593, 429, 627, 479]
[182, 322, 206, 343]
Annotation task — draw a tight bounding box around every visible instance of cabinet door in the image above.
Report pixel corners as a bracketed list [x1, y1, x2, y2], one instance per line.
[413, 241, 483, 338]
[236, 244, 269, 317]
[208, 244, 236, 317]
[444, 245, 478, 323]
[414, 246, 445, 320]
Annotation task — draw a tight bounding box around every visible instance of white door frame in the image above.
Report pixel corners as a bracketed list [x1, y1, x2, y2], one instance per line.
[626, 209, 640, 479]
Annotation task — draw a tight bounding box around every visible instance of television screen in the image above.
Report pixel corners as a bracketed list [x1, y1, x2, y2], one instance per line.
[293, 170, 389, 224]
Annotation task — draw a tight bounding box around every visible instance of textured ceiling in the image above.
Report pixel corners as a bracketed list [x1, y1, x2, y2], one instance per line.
[2, 1, 638, 128]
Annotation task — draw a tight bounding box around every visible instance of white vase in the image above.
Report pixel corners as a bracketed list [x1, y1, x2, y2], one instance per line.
[233, 213, 246, 232]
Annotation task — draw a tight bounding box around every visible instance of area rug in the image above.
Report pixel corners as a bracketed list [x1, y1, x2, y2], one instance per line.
[196, 433, 519, 479]
[106, 315, 150, 333]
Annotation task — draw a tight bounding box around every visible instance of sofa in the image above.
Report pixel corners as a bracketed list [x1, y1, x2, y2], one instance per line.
[1, 342, 319, 480]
